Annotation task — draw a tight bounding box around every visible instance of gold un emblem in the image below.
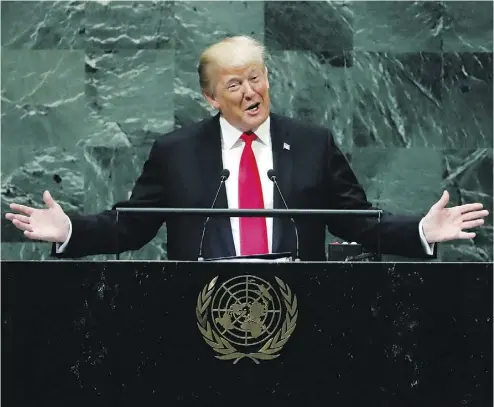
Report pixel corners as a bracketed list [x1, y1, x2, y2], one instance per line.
[196, 275, 298, 364]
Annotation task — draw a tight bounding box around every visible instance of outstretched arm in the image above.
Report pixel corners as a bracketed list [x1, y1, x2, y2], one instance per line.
[5, 140, 169, 258]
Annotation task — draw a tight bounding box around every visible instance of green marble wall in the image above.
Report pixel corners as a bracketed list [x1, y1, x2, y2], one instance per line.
[1, 1, 492, 261]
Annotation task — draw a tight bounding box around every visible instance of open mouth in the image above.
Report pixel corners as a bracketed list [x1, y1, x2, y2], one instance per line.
[245, 102, 260, 114]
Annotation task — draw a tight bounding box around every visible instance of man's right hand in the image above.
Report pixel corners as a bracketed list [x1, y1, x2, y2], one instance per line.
[5, 190, 70, 243]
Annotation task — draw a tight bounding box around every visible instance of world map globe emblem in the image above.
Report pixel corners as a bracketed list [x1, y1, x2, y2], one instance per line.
[196, 274, 298, 363]
[211, 275, 283, 347]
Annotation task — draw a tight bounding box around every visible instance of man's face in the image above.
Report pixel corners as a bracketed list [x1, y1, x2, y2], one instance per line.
[205, 64, 270, 132]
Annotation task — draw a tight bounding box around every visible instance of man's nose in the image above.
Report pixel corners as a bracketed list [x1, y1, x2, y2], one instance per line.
[243, 82, 256, 98]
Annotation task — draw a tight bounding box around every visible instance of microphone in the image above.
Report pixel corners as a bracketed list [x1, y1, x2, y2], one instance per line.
[267, 169, 300, 262]
[198, 169, 230, 261]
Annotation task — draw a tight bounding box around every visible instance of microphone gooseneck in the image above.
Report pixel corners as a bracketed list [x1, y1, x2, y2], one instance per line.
[267, 169, 300, 262]
[197, 169, 230, 261]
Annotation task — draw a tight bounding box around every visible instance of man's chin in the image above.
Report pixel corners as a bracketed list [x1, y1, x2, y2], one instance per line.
[242, 111, 269, 129]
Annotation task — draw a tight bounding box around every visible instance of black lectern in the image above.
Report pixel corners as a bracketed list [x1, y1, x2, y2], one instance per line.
[2, 261, 492, 406]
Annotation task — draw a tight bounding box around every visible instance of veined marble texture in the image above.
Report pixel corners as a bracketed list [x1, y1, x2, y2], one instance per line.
[1, 1, 492, 261]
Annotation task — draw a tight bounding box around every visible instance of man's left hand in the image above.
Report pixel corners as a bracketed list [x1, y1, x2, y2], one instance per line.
[422, 190, 489, 244]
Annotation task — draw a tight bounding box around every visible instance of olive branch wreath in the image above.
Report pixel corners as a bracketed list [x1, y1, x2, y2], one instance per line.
[196, 276, 298, 364]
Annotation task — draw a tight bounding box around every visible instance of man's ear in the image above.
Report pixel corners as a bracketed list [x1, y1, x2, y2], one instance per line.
[264, 67, 270, 89]
[203, 91, 220, 110]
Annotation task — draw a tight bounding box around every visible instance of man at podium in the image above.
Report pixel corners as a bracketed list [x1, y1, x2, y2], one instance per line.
[5, 36, 489, 261]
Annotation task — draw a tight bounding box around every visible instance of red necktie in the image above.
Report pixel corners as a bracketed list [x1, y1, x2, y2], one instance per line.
[238, 132, 269, 256]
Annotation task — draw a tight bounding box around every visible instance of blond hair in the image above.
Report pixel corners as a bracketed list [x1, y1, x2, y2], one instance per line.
[198, 36, 266, 97]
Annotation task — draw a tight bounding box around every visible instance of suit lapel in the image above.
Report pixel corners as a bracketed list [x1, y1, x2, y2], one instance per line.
[270, 114, 293, 254]
[195, 113, 293, 257]
[195, 114, 235, 258]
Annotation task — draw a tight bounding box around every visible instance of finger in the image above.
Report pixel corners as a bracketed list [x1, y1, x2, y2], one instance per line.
[457, 231, 476, 240]
[12, 219, 34, 233]
[462, 209, 490, 221]
[9, 203, 34, 216]
[23, 231, 37, 240]
[459, 203, 484, 214]
[462, 219, 484, 229]
[23, 230, 59, 242]
[23, 230, 48, 241]
[5, 213, 30, 224]
[43, 190, 58, 209]
[432, 190, 449, 210]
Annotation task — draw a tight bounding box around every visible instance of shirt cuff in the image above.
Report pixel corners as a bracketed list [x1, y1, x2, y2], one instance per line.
[419, 217, 435, 256]
[55, 217, 72, 254]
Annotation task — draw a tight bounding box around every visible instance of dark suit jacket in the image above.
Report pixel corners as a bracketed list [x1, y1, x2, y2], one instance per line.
[53, 113, 434, 261]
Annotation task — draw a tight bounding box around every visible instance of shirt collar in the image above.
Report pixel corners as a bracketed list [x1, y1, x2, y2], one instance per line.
[219, 115, 271, 150]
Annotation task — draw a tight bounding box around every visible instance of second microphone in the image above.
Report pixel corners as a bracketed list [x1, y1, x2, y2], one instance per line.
[267, 169, 300, 262]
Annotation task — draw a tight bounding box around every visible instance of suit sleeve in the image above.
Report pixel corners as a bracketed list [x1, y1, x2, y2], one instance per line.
[323, 132, 436, 259]
[51, 139, 168, 258]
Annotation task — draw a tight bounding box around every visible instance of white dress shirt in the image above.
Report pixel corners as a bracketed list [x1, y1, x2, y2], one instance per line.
[57, 115, 434, 257]
[219, 115, 274, 256]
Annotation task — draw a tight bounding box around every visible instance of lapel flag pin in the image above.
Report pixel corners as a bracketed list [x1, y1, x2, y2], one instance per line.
[283, 142, 290, 150]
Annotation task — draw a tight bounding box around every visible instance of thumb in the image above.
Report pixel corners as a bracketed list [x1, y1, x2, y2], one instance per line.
[43, 190, 57, 209]
[432, 190, 449, 210]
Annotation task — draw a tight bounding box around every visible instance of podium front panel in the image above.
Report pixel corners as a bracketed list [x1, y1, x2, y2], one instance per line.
[2, 261, 492, 406]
